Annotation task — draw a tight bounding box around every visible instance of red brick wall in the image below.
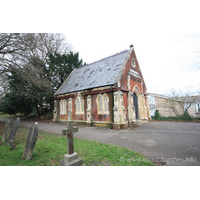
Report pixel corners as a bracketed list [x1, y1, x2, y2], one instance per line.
[120, 49, 146, 93]
[59, 92, 113, 122]
[71, 93, 87, 121]
[91, 93, 112, 122]
[130, 79, 143, 93]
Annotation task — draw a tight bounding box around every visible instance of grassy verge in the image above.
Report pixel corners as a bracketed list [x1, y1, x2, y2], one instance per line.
[0, 122, 155, 166]
[152, 109, 200, 122]
[0, 114, 24, 118]
[151, 116, 200, 122]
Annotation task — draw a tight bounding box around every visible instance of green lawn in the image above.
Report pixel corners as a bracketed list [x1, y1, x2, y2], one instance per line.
[0, 114, 24, 118]
[0, 123, 155, 166]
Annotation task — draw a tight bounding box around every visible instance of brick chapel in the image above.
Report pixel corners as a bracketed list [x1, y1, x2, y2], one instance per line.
[53, 45, 151, 129]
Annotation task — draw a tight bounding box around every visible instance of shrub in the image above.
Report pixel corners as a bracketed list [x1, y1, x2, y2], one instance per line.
[180, 110, 191, 121]
[154, 109, 161, 120]
[152, 110, 193, 122]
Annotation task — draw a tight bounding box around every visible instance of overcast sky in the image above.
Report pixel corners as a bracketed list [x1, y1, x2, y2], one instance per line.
[4, 0, 200, 95]
[59, 1, 200, 95]
[67, 33, 200, 95]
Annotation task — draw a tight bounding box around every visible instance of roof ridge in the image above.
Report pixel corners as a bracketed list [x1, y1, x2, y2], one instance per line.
[78, 49, 129, 68]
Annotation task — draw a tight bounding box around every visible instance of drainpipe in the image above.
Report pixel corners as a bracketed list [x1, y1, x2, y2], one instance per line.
[127, 92, 129, 127]
[110, 85, 114, 127]
[91, 94, 93, 126]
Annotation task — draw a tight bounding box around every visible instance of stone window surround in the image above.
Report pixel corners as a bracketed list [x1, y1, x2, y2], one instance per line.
[75, 93, 84, 115]
[132, 58, 136, 68]
[60, 99, 67, 115]
[96, 93, 109, 114]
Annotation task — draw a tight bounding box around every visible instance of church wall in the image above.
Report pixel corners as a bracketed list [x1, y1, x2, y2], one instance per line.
[57, 90, 114, 126]
[54, 48, 151, 127]
[91, 93, 112, 122]
[120, 50, 135, 90]
[120, 50, 143, 91]
[118, 49, 150, 121]
[130, 79, 143, 93]
[72, 93, 87, 121]
[123, 92, 128, 121]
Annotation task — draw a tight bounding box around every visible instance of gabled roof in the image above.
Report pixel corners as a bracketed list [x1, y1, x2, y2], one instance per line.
[55, 49, 132, 95]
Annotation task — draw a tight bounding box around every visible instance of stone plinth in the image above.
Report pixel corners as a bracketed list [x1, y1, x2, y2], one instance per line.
[60, 152, 82, 166]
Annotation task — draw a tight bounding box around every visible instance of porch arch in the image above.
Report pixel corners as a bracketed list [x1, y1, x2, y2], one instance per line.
[132, 85, 141, 120]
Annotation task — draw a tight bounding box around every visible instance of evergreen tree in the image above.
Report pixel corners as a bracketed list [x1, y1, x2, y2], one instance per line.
[2, 51, 83, 116]
[47, 52, 83, 92]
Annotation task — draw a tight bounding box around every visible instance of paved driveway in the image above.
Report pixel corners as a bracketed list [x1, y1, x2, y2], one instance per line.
[1, 118, 200, 166]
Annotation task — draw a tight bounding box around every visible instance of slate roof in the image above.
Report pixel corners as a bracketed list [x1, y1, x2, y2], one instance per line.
[55, 50, 131, 95]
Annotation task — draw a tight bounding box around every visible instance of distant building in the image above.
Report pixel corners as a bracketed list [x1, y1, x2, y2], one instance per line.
[53, 46, 151, 129]
[148, 93, 200, 117]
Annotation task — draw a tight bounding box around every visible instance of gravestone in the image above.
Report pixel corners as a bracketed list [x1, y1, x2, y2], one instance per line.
[1, 120, 10, 142]
[6, 118, 20, 146]
[60, 121, 82, 166]
[23, 122, 38, 160]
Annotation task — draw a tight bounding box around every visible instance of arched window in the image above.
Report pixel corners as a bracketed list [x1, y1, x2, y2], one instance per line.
[104, 94, 109, 111]
[60, 100, 63, 114]
[132, 58, 135, 67]
[99, 96, 103, 112]
[97, 93, 109, 114]
[60, 99, 67, 115]
[76, 93, 84, 114]
[81, 99, 84, 112]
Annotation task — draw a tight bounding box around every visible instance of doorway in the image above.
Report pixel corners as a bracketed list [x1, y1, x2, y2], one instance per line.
[133, 93, 139, 119]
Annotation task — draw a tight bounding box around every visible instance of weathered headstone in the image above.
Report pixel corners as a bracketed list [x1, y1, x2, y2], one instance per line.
[23, 122, 38, 160]
[6, 118, 20, 146]
[60, 121, 82, 166]
[1, 120, 10, 142]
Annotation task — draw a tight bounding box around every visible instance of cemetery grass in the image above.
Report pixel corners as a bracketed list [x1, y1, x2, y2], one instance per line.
[0, 122, 155, 166]
[0, 114, 23, 118]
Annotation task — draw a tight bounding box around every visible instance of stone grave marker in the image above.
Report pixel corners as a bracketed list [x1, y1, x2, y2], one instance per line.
[1, 120, 10, 142]
[6, 118, 20, 146]
[60, 120, 82, 166]
[23, 122, 38, 160]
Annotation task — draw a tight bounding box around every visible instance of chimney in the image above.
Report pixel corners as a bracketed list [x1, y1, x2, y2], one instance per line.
[130, 44, 134, 48]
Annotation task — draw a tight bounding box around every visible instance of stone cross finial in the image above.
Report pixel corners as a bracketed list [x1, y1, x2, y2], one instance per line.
[62, 121, 78, 155]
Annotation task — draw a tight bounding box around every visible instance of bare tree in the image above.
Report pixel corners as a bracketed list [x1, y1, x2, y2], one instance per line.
[0, 33, 72, 74]
[0, 74, 8, 98]
[164, 89, 200, 116]
[25, 33, 72, 62]
[0, 33, 35, 74]
[1, 33, 73, 115]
